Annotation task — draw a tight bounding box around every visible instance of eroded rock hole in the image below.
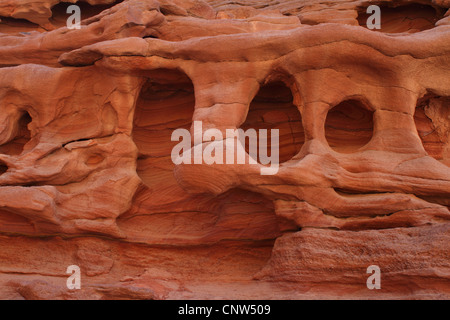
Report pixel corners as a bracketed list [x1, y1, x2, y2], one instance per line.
[0, 208, 35, 233]
[0, 17, 43, 34]
[0, 111, 32, 156]
[325, 99, 374, 153]
[208, 188, 299, 240]
[49, 1, 123, 29]
[414, 95, 449, 165]
[241, 81, 304, 164]
[132, 69, 195, 187]
[358, 3, 445, 33]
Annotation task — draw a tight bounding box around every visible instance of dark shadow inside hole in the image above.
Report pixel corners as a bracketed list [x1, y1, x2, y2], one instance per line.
[159, 7, 172, 16]
[0, 111, 32, 156]
[0, 162, 7, 175]
[357, 3, 445, 33]
[325, 99, 374, 153]
[241, 81, 304, 164]
[0, 16, 44, 34]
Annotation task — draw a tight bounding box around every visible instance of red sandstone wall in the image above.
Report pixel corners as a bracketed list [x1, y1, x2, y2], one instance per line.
[0, 0, 449, 299]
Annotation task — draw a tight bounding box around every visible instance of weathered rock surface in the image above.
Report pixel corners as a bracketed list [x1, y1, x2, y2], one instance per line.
[0, 0, 449, 299]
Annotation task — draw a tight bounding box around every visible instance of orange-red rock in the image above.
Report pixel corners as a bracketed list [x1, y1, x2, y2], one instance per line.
[0, 0, 449, 299]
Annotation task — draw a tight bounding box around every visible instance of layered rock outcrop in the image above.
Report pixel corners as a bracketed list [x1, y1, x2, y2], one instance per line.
[0, 0, 449, 299]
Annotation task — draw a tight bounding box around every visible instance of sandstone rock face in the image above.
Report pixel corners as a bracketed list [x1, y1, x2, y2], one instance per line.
[0, 0, 449, 299]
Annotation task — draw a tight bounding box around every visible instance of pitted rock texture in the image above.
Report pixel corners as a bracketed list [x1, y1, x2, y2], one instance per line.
[0, 0, 449, 299]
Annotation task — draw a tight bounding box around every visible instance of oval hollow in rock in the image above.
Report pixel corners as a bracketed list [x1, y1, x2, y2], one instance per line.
[357, 3, 446, 33]
[0, 111, 32, 156]
[325, 99, 374, 153]
[49, 1, 124, 29]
